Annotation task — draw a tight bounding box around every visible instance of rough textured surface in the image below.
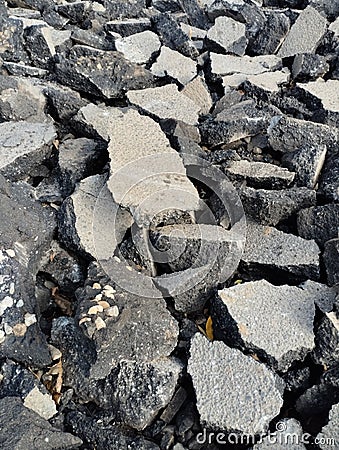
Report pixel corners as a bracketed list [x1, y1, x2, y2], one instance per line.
[207, 16, 247, 56]
[297, 204, 339, 247]
[115, 30, 161, 64]
[58, 174, 132, 259]
[0, 397, 82, 449]
[54, 45, 154, 99]
[0, 121, 56, 181]
[151, 46, 197, 85]
[251, 418, 307, 449]
[225, 159, 295, 189]
[127, 84, 201, 125]
[241, 187, 316, 226]
[323, 239, 339, 286]
[188, 333, 284, 434]
[243, 220, 320, 280]
[278, 6, 328, 58]
[217, 280, 315, 371]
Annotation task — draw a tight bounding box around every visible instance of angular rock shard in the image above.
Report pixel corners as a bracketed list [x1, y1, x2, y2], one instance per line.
[216, 280, 315, 371]
[242, 220, 320, 280]
[188, 333, 284, 435]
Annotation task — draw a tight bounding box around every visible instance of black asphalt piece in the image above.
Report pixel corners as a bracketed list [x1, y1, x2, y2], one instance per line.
[0, 0, 338, 448]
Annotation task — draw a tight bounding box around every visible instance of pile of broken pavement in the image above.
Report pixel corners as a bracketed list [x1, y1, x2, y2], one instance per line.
[0, 0, 339, 448]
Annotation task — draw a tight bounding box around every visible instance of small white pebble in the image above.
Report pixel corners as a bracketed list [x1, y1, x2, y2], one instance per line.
[16, 299, 24, 308]
[95, 316, 106, 330]
[24, 313, 37, 327]
[113, 256, 121, 262]
[103, 285, 115, 293]
[5, 249, 15, 258]
[1, 296, 13, 309]
[104, 292, 115, 300]
[95, 293, 103, 301]
[126, 265, 133, 272]
[4, 323, 13, 335]
[0, 330, 5, 340]
[79, 317, 91, 325]
[9, 283, 15, 295]
[48, 344, 62, 361]
[98, 301, 110, 309]
[105, 305, 119, 318]
[92, 282, 101, 290]
[88, 305, 104, 315]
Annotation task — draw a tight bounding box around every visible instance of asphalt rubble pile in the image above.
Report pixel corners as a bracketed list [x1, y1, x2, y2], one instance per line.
[0, 0, 338, 449]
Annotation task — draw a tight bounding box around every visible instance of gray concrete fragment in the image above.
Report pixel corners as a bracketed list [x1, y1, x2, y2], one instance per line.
[151, 46, 197, 85]
[329, 17, 339, 37]
[316, 403, 339, 450]
[58, 174, 132, 259]
[210, 52, 282, 77]
[278, 6, 328, 58]
[182, 76, 212, 115]
[127, 84, 201, 125]
[115, 30, 161, 64]
[244, 70, 290, 93]
[243, 220, 320, 280]
[23, 386, 57, 420]
[297, 204, 339, 247]
[188, 333, 284, 434]
[0, 397, 82, 450]
[251, 418, 307, 449]
[106, 108, 199, 222]
[323, 239, 339, 286]
[0, 121, 56, 181]
[282, 144, 327, 188]
[297, 79, 339, 113]
[226, 160, 295, 189]
[218, 280, 315, 371]
[240, 187, 316, 226]
[207, 16, 247, 55]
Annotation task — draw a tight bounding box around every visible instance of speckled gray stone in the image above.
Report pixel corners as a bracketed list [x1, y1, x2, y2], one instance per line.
[58, 174, 132, 259]
[0, 121, 56, 181]
[281, 144, 327, 188]
[297, 79, 339, 113]
[0, 397, 82, 450]
[218, 280, 315, 371]
[300, 280, 338, 313]
[240, 187, 316, 226]
[316, 403, 339, 450]
[182, 75, 213, 115]
[323, 239, 339, 286]
[207, 16, 247, 56]
[210, 53, 281, 77]
[297, 204, 339, 247]
[278, 6, 328, 58]
[151, 46, 197, 85]
[226, 160, 295, 189]
[188, 333, 284, 435]
[268, 115, 338, 154]
[115, 31, 161, 64]
[243, 220, 320, 280]
[106, 108, 199, 220]
[127, 84, 201, 125]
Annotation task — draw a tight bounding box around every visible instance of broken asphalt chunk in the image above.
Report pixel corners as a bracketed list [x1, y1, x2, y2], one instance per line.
[188, 333, 284, 434]
[216, 279, 315, 371]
